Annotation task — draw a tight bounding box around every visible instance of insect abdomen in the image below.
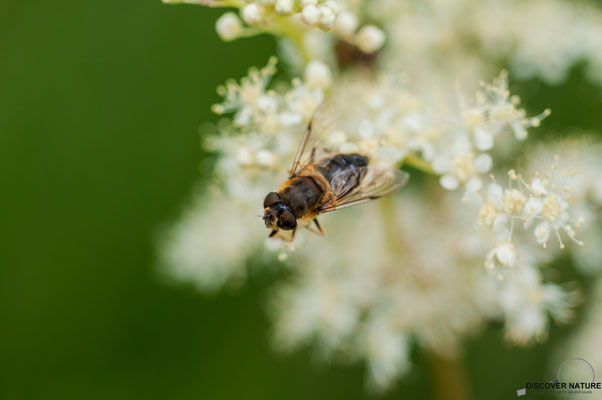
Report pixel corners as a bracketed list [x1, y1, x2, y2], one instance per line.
[316, 153, 368, 182]
[279, 176, 324, 218]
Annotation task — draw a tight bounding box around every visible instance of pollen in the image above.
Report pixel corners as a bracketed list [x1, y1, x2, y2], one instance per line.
[478, 201, 498, 227]
[452, 153, 475, 181]
[503, 189, 526, 214]
[542, 194, 562, 222]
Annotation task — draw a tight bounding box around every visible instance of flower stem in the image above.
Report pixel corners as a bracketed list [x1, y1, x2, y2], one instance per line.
[403, 153, 436, 175]
[427, 351, 471, 400]
[377, 194, 406, 255]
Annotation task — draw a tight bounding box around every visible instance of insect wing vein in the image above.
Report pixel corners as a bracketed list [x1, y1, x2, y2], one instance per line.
[321, 168, 409, 212]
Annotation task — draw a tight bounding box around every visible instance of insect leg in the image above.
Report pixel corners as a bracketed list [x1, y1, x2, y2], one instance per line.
[306, 218, 325, 236]
[314, 218, 325, 235]
[269, 230, 278, 238]
[280, 227, 297, 243]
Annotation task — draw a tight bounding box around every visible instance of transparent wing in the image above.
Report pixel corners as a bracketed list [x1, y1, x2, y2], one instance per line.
[319, 168, 409, 213]
[288, 101, 339, 178]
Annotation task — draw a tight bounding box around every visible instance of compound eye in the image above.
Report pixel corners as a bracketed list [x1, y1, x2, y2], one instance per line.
[277, 209, 297, 230]
[263, 192, 281, 208]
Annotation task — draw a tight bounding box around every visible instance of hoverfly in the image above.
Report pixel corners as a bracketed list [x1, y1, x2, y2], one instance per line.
[262, 104, 409, 242]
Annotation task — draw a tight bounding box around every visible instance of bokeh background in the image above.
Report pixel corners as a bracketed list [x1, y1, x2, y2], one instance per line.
[1, 1, 601, 399]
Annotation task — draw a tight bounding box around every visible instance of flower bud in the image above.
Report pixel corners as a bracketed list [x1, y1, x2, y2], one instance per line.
[215, 12, 243, 41]
[304, 60, 332, 89]
[302, 4, 321, 26]
[334, 11, 358, 38]
[318, 6, 336, 31]
[275, 0, 295, 15]
[241, 4, 262, 24]
[355, 25, 386, 53]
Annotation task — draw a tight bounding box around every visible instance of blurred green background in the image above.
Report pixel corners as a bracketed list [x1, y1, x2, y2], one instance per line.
[1, 1, 600, 399]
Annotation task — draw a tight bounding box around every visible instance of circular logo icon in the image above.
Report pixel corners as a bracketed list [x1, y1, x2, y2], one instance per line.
[557, 358, 596, 383]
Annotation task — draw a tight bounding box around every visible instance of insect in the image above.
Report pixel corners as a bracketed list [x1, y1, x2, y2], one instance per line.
[262, 105, 409, 242]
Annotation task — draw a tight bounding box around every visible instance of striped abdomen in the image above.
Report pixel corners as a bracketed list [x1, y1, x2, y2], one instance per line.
[316, 153, 368, 182]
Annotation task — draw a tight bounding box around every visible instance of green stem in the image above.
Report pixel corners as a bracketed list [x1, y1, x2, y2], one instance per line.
[264, 17, 312, 63]
[428, 351, 472, 400]
[403, 152, 436, 175]
[377, 194, 407, 257]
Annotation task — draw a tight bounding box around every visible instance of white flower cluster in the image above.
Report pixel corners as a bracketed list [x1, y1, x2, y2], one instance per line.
[238, 0, 341, 32]
[477, 157, 587, 279]
[291, 70, 547, 193]
[205, 57, 549, 201]
[167, 0, 602, 86]
[470, 0, 602, 85]
[496, 256, 576, 345]
[162, 58, 330, 284]
[161, 56, 599, 390]
[270, 192, 578, 390]
[271, 200, 487, 391]
[376, 0, 602, 86]
[162, 0, 602, 394]
[212, 56, 327, 132]
[525, 139, 602, 275]
[432, 72, 550, 194]
[164, 0, 387, 56]
[162, 190, 258, 291]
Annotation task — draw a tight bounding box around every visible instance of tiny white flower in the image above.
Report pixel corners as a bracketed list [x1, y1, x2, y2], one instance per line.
[524, 197, 543, 219]
[234, 105, 253, 126]
[355, 25, 386, 54]
[474, 153, 493, 174]
[301, 4, 321, 26]
[334, 10, 358, 38]
[279, 112, 303, 126]
[440, 175, 459, 191]
[487, 183, 504, 208]
[339, 142, 360, 153]
[466, 176, 483, 193]
[530, 178, 548, 196]
[304, 60, 332, 89]
[215, 12, 243, 41]
[241, 3, 262, 24]
[257, 95, 278, 113]
[358, 119, 374, 139]
[275, 0, 295, 15]
[451, 153, 475, 182]
[402, 112, 423, 132]
[432, 155, 451, 174]
[478, 201, 498, 228]
[235, 147, 254, 166]
[318, 5, 336, 31]
[496, 242, 518, 267]
[486, 241, 517, 271]
[324, 0, 339, 15]
[362, 320, 410, 393]
[492, 214, 510, 241]
[474, 127, 494, 151]
[534, 222, 550, 245]
[256, 150, 279, 167]
[327, 130, 347, 147]
[503, 189, 526, 214]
